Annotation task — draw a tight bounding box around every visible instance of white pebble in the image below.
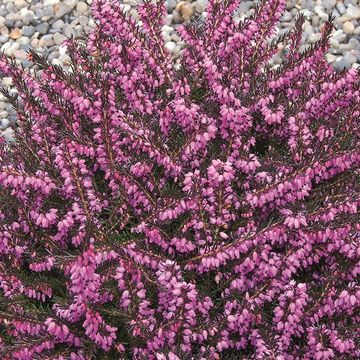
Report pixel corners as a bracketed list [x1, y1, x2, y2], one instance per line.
[14, 0, 28, 9]
[51, 59, 62, 66]
[2, 128, 14, 142]
[346, 5, 360, 20]
[165, 41, 176, 52]
[53, 32, 67, 45]
[44, 0, 60, 5]
[0, 118, 9, 130]
[76, 2, 89, 14]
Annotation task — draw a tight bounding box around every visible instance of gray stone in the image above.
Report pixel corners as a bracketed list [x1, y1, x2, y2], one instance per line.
[346, 6, 360, 19]
[0, 7, 7, 18]
[3, 42, 20, 56]
[194, 0, 207, 13]
[162, 32, 171, 43]
[290, 8, 298, 17]
[79, 16, 89, 26]
[47, 50, 60, 61]
[53, 32, 66, 45]
[14, 49, 27, 60]
[43, 6, 55, 17]
[322, 0, 337, 9]
[332, 29, 347, 43]
[349, 38, 360, 49]
[52, 19, 65, 29]
[342, 53, 357, 67]
[299, 44, 309, 53]
[300, 9, 312, 18]
[334, 53, 357, 69]
[51, 58, 62, 66]
[314, 5, 325, 16]
[63, 25, 75, 38]
[74, 25, 84, 39]
[172, 10, 181, 24]
[164, 14, 173, 26]
[30, 38, 39, 48]
[173, 45, 181, 57]
[281, 11, 292, 22]
[14, 0, 28, 10]
[339, 43, 353, 52]
[0, 117, 10, 130]
[6, 2, 17, 13]
[124, 0, 139, 6]
[64, 0, 77, 7]
[39, 34, 55, 47]
[14, 20, 24, 28]
[36, 23, 50, 35]
[59, 53, 71, 66]
[55, 5, 74, 19]
[351, 49, 360, 62]
[325, 53, 337, 63]
[332, 9, 340, 18]
[20, 9, 35, 26]
[303, 21, 313, 36]
[22, 25, 35, 37]
[35, 9, 45, 18]
[308, 33, 322, 43]
[318, 13, 329, 22]
[17, 36, 30, 45]
[5, 104, 16, 114]
[336, 14, 354, 23]
[2, 128, 14, 142]
[330, 38, 340, 48]
[329, 47, 342, 55]
[281, 22, 294, 28]
[171, 33, 180, 42]
[0, 34, 9, 43]
[166, 0, 177, 12]
[336, 2, 346, 15]
[4, 18, 15, 28]
[20, 43, 31, 52]
[286, 0, 296, 11]
[70, 19, 79, 27]
[312, 15, 319, 27]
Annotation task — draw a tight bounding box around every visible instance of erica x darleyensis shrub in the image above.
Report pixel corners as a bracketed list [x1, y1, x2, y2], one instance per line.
[0, 0, 359, 358]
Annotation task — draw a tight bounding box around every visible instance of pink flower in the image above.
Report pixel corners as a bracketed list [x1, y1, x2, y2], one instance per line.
[0, 0, 358, 358]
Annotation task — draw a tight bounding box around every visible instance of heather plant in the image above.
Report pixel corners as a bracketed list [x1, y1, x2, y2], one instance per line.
[0, 0, 359, 359]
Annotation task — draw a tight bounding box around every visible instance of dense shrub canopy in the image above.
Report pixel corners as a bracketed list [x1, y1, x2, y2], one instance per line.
[0, 0, 359, 359]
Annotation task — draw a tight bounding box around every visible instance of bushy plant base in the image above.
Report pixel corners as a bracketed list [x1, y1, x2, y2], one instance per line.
[0, 0, 359, 359]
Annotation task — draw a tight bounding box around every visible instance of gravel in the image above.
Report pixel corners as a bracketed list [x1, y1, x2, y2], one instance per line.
[1, 0, 360, 138]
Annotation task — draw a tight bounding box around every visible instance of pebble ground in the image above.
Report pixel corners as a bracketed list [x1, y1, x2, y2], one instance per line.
[1, 0, 360, 140]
